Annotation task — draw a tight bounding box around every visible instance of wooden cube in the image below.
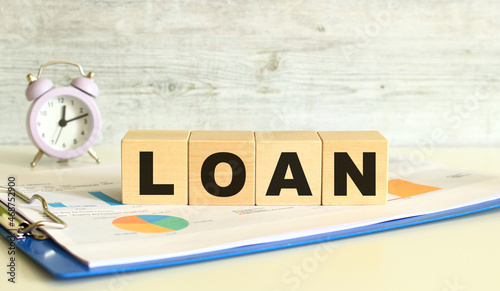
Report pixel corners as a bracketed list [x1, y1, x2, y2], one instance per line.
[189, 131, 255, 205]
[121, 130, 190, 204]
[318, 131, 388, 205]
[255, 131, 322, 205]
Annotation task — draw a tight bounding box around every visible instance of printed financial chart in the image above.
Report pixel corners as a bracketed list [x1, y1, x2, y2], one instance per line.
[112, 215, 189, 233]
[43, 189, 191, 234]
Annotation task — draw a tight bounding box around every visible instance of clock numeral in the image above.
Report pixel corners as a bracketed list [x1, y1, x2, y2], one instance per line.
[83, 118, 87, 124]
[47, 102, 53, 107]
[62, 143, 66, 148]
[73, 139, 77, 145]
[51, 140, 54, 145]
[40, 110, 47, 116]
[41, 133, 45, 138]
[58, 97, 64, 103]
[81, 130, 85, 135]
[79, 107, 83, 113]
[71, 100, 74, 106]
[37, 121, 41, 126]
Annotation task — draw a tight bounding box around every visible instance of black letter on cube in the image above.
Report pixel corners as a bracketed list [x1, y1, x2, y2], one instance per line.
[139, 151, 174, 195]
[334, 152, 376, 196]
[266, 152, 312, 196]
[201, 152, 246, 197]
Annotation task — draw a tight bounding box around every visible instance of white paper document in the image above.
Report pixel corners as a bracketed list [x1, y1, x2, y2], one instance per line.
[2, 157, 500, 268]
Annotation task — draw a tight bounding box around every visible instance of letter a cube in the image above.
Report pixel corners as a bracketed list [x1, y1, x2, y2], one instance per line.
[255, 131, 322, 205]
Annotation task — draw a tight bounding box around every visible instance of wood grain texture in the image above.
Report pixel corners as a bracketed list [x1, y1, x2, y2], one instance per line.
[1, 0, 500, 149]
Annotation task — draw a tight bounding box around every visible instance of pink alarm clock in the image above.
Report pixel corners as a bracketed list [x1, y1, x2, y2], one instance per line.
[25, 61, 102, 167]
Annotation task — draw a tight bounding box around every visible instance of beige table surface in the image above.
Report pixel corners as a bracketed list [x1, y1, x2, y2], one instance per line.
[1, 146, 500, 290]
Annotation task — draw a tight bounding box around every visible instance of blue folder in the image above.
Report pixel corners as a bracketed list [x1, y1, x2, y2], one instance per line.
[2, 197, 500, 279]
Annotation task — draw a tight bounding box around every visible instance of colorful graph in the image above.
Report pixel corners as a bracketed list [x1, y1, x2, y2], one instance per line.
[89, 191, 122, 206]
[47, 192, 121, 208]
[112, 215, 189, 233]
[388, 179, 442, 198]
[49, 202, 66, 208]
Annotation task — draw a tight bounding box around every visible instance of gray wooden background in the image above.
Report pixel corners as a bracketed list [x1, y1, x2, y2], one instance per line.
[1, 0, 499, 149]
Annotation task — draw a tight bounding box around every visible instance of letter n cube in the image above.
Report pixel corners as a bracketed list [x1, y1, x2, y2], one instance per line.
[318, 131, 388, 205]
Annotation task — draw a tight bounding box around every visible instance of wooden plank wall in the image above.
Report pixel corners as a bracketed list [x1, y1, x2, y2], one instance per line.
[1, 0, 499, 147]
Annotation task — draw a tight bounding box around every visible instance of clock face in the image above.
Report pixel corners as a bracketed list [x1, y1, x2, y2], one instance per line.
[35, 95, 94, 151]
[27, 86, 101, 159]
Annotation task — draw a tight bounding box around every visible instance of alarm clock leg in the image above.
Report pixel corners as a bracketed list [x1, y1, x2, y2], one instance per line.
[30, 150, 44, 167]
[88, 148, 102, 164]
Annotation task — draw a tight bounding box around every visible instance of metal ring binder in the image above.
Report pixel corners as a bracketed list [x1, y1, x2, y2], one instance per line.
[0, 186, 67, 240]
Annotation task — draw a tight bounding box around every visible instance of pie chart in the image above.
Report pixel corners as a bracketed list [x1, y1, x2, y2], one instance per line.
[112, 215, 189, 233]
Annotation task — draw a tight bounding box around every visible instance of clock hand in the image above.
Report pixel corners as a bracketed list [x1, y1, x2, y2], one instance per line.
[58, 106, 68, 127]
[55, 113, 88, 144]
[55, 126, 63, 145]
[66, 113, 89, 123]
[55, 105, 67, 144]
